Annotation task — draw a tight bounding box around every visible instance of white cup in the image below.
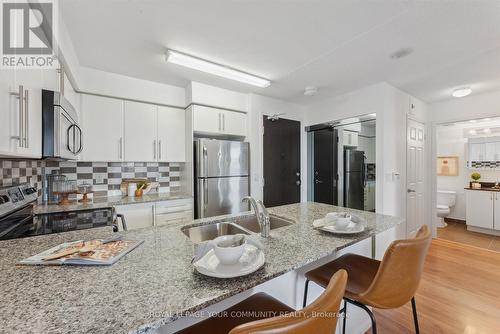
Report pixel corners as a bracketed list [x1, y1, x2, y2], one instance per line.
[127, 183, 137, 197]
[209, 235, 246, 265]
[334, 213, 352, 230]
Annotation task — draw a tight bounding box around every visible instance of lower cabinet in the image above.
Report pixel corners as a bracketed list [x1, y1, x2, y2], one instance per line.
[466, 190, 496, 230]
[115, 202, 155, 231]
[114, 198, 193, 231]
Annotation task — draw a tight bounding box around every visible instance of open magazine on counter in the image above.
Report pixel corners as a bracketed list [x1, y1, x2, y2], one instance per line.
[19, 237, 143, 266]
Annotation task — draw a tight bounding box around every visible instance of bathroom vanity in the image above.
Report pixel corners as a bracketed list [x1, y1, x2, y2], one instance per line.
[465, 187, 500, 236]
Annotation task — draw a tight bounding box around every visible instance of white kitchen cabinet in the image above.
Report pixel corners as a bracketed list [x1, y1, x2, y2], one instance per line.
[494, 193, 500, 231]
[223, 111, 247, 136]
[115, 203, 154, 231]
[124, 101, 158, 162]
[193, 105, 247, 137]
[343, 131, 358, 147]
[81, 94, 124, 161]
[485, 141, 500, 161]
[469, 143, 485, 162]
[466, 190, 494, 229]
[157, 106, 186, 162]
[155, 199, 193, 226]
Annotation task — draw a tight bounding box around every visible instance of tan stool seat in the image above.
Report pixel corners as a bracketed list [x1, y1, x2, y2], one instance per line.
[176, 269, 347, 334]
[305, 253, 380, 299]
[175, 292, 294, 334]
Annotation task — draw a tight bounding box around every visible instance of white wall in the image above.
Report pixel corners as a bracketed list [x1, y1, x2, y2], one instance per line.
[306, 84, 405, 216]
[188, 82, 249, 111]
[248, 94, 307, 202]
[304, 82, 427, 237]
[77, 67, 186, 107]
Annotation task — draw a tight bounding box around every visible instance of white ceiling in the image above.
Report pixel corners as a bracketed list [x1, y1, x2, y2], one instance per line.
[61, 0, 500, 105]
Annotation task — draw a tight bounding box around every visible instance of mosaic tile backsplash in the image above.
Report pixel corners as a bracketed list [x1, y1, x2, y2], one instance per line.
[470, 161, 500, 168]
[0, 160, 184, 198]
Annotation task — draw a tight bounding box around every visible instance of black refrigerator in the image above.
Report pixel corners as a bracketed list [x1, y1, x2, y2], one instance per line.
[344, 149, 366, 210]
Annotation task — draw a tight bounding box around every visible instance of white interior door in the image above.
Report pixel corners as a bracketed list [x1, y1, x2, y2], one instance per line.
[407, 119, 425, 237]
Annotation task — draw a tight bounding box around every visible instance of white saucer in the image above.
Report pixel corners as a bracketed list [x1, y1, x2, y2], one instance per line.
[313, 218, 365, 234]
[193, 244, 265, 278]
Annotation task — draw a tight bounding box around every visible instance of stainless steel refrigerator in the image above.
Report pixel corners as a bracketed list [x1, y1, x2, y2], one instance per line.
[194, 139, 250, 218]
[344, 149, 366, 210]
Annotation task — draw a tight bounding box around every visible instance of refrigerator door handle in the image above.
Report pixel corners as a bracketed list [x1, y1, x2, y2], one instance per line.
[203, 145, 208, 177]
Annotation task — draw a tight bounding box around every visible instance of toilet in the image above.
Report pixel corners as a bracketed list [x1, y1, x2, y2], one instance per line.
[437, 190, 457, 228]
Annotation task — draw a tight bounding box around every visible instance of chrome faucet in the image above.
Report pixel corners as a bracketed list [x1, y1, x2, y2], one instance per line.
[242, 196, 270, 237]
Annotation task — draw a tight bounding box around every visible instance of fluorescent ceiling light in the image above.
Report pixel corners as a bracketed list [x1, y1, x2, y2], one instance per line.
[452, 87, 472, 98]
[165, 50, 271, 88]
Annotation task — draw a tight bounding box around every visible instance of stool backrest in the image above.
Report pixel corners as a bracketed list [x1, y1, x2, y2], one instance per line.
[359, 225, 431, 309]
[229, 269, 347, 334]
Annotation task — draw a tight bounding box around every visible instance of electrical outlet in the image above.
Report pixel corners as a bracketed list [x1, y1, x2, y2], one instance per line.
[95, 174, 105, 184]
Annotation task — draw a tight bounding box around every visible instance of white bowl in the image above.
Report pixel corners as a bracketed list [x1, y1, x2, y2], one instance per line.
[209, 235, 246, 265]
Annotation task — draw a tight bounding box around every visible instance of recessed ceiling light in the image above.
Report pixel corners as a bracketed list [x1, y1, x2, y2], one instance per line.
[484, 128, 491, 134]
[469, 129, 477, 135]
[368, 113, 376, 117]
[165, 49, 271, 88]
[304, 86, 318, 96]
[483, 118, 491, 121]
[452, 87, 472, 98]
[390, 48, 414, 59]
[469, 119, 477, 123]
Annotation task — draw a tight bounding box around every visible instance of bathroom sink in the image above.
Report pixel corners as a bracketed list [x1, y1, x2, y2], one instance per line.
[181, 222, 249, 243]
[233, 215, 294, 233]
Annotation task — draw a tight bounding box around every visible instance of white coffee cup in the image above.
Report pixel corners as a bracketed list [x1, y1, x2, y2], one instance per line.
[209, 235, 246, 265]
[334, 213, 352, 230]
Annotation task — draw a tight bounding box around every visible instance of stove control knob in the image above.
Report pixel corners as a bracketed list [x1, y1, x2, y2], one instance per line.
[0, 195, 10, 204]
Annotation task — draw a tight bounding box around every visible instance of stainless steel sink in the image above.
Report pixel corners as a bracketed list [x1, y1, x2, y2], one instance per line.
[181, 222, 249, 243]
[233, 215, 293, 233]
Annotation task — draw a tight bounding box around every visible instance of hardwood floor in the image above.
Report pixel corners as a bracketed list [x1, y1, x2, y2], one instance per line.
[366, 239, 500, 333]
[437, 220, 500, 252]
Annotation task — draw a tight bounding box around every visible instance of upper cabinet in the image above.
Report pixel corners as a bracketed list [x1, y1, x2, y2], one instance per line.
[0, 69, 43, 159]
[157, 106, 186, 162]
[192, 105, 247, 137]
[123, 101, 158, 162]
[80, 97, 186, 162]
[80, 95, 124, 162]
[468, 137, 500, 167]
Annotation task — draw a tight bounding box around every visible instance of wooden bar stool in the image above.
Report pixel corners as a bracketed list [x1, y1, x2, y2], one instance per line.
[303, 225, 431, 334]
[175, 269, 347, 334]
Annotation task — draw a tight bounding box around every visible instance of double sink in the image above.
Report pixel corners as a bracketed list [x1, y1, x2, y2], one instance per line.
[182, 215, 293, 243]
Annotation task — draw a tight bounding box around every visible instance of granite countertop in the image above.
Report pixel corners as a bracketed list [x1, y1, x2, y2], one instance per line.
[0, 202, 403, 334]
[33, 192, 193, 215]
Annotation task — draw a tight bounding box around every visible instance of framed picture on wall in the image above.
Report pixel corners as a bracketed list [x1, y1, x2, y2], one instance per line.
[437, 156, 459, 176]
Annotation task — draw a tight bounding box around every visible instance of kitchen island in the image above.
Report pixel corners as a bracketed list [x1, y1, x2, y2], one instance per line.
[0, 202, 403, 334]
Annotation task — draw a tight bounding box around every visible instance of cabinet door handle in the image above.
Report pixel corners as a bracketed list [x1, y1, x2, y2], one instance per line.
[153, 140, 157, 160]
[10, 85, 24, 147]
[24, 89, 29, 148]
[218, 113, 222, 132]
[222, 113, 225, 132]
[158, 140, 162, 160]
[119, 137, 123, 160]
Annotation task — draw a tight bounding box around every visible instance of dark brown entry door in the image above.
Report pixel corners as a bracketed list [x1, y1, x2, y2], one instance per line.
[263, 116, 301, 207]
[313, 128, 338, 205]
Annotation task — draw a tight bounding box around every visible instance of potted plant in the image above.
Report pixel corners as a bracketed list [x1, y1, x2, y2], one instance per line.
[135, 181, 148, 197]
[471, 172, 481, 189]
